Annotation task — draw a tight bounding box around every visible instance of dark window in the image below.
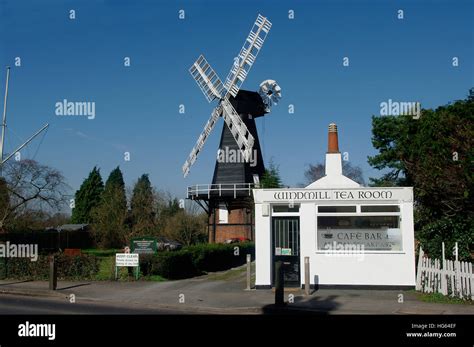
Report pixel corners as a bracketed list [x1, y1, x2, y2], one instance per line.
[317, 215, 399, 229]
[361, 205, 400, 213]
[273, 205, 300, 213]
[318, 206, 356, 213]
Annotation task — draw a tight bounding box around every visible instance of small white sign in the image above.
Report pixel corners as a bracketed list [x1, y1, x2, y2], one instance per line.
[116, 253, 139, 267]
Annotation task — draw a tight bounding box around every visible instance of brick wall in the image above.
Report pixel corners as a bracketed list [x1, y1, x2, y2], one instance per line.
[209, 207, 254, 243]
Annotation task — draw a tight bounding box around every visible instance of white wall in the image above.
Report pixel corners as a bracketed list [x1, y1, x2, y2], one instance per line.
[301, 201, 416, 286]
[254, 190, 416, 287]
[255, 203, 272, 287]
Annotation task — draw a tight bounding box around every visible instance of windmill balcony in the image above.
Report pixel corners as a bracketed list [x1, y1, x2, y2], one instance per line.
[187, 183, 255, 200]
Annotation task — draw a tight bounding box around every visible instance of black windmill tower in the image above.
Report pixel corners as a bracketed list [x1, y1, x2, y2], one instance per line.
[183, 14, 281, 243]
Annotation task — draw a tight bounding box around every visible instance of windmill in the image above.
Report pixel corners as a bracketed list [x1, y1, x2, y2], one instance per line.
[183, 14, 282, 243]
[0, 67, 49, 175]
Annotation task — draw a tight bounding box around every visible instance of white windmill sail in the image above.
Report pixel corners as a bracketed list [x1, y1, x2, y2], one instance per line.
[221, 99, 255, 162]
[224, 14, 272, 98]
[189, 55, 225, 102]
[182, 14, 271, 177]
[182, 104, 223, 177]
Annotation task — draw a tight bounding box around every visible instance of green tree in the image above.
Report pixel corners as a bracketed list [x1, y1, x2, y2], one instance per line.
[106, 166, 126, 194]
[158, 197, 181, 219]
[71, 167, 104, 224]
[260, 160, 283, 188]
[130, 174, 156, 236]
[368, 90, 473, 260]
[92, 167, 128, 248]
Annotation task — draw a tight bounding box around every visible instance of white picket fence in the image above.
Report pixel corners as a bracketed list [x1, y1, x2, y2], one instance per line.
[416, 247, 474, 300]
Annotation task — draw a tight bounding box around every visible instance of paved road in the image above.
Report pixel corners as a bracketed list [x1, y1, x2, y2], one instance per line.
[0, 294, 189, 314]
[0, 265, 473, 315]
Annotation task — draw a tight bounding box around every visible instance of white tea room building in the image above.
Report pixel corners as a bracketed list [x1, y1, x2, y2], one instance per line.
[253, 124, 416, 289]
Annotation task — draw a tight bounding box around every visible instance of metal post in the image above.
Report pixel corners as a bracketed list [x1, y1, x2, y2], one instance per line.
[304, 256, 310, 295]
[2, 257, 7, 279]
[49, 255, 57, 290]
[441, 242, 446, 273]
[0, 67, 10, 175]
[246, 254, 251, 290]
[274, 260, 284, 306]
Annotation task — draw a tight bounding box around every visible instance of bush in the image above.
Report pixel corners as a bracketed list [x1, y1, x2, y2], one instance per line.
[151, 250, 198, 279]
[56, 254, 100, 280]
[148, 242, 255, 280]
[187, 242, 254, 272]
[1, 256, 50, 280]
[82, 249, 121, 257]
[139, 254, 154, 276]
[1, 253, 100, 280]
[416, 216, 473, 261]
[0, 243, 256, 281]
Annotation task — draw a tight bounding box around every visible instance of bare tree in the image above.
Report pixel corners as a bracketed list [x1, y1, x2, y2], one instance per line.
[162, 200, 207, 246]
[304, 161, 366, 186]
[0, 159, 69, 231]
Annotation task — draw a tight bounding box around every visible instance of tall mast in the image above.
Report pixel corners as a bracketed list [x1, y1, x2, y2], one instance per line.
[0, 67, 10, 167]
[0, 67, 49, 176]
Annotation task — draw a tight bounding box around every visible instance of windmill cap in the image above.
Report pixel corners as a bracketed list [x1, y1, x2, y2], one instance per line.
[328, 123, 340, 153]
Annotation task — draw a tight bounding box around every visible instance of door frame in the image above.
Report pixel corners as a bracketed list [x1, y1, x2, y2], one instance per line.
[270, 216, 301, 287]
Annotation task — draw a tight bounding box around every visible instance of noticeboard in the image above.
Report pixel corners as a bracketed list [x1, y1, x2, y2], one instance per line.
[130, 237, 158, 254]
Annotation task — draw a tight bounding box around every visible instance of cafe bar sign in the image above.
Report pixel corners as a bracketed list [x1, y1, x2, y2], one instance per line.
[253, 188, 413, 203]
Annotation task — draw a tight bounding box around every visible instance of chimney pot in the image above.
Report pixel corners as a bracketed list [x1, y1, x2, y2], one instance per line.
[328, 123, 339, 153]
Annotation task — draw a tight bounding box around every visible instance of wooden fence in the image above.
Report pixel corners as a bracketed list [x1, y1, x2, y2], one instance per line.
[416, 247, 473, 300]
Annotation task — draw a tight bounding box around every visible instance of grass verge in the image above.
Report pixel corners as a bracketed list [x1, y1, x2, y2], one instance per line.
[414, 291, 472, 305]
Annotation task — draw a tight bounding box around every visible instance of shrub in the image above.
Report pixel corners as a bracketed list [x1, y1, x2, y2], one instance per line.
[149, 242, 255, 279]
[151, 250, 198, 279]
[1, 243, 256, 281]
[56, 254, 100, 280]
[187, 242, 254, 272]
[416, 216, 473, 261]
[2, 253, 100, 280]
[1, 256, 49, 280]
[139, 254, 154, 276]
[82, 249, 121, 257]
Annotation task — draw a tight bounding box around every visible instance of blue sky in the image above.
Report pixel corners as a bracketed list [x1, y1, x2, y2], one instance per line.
[0, 0, 472, 201]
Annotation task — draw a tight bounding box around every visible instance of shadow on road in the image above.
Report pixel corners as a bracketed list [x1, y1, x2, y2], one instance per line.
[0, 280, 33, 286]
[57, 283, 92, 290]
[261, 294, 340, 314]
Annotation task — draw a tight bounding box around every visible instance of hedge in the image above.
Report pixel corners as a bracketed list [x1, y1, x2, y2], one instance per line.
[0, 242, 255, 281]
[0, 253, 100, 280]
[142, 242, 255, 280]
[187, 242, 255, 272]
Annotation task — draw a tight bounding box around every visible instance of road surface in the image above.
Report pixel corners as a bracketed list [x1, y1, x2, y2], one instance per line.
[0, 294, 189, 314]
